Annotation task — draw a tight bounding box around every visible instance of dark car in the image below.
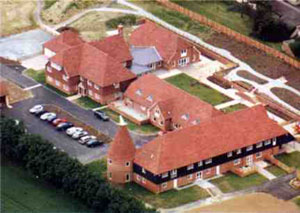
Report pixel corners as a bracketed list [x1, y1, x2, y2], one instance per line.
[34, 110, 48, 117]
[56, 122, 73, 131]
[94, 110, 109, 121]
[86, 139, 103, 148]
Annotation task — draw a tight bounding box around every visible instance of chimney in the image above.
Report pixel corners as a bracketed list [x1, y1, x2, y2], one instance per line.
[118, 24, 124, 36]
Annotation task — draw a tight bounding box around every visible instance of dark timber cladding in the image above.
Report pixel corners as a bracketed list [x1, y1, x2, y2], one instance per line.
[133, 133, 294, 184]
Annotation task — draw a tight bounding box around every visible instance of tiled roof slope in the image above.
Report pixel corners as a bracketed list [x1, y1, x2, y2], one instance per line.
[134, 105, 288, 174]
[89, 35, 133, 63]
[108, 125, 136, 161]
[43, 30, 84, 53]
[124, 74, 222, 127]
[130, 20, 192, 63]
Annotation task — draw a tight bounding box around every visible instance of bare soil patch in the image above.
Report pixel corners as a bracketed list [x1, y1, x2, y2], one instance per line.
[237, 70, 268, 84]
[205, 32, 300, 91]
[188, 193, 300, 213]
[271, 88, 300, 111]
[44, 104, 111, 143]
[1, 79, 33, 104]
[1, 0, 37, 36]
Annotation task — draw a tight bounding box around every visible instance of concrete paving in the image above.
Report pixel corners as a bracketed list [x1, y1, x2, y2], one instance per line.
[21, 54, 48, 70]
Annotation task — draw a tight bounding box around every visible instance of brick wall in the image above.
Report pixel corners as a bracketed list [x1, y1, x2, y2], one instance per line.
[107, 158, 133, 184]
[156, 0, 300, 69]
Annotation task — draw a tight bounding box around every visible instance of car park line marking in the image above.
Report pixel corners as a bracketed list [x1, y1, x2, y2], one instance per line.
[24, 84, 42, 91]
[92, 105, 108, 111]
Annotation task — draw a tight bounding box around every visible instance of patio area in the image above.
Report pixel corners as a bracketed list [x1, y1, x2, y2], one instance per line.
[109, 100, 149, 125]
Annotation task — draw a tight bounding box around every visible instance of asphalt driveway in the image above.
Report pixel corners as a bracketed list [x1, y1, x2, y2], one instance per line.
[1, 64, 154, 164]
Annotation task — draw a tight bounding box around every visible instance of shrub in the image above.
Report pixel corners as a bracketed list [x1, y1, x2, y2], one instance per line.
[0, 116, 155, 213]
[105, 15, 137, 29]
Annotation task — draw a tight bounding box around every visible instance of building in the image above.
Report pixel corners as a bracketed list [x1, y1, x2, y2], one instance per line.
[43, 29, 136, 104]
[107, 105, 294, 193]
[0, 80, 9, 108]
[110, 74, 223, 131]
[130, 20, 202, 70]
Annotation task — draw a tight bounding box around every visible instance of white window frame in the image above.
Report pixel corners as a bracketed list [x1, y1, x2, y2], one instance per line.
[125, 173, 130, 182]
[63, 84, 69, 91]
[256, 142, 263, 148]
[94, 84, 100, 90]
[51, 62, 62, 71]
[47, 66, 52, 73]
[136, 89, 142, 96]
[187, 164, 194, 170]
[125, 161, 130, 167]
[187, 174, 193, 180]
[113, 83, 120, 89]
[171, 169, 177, 178]
[87, 80, 92, 87]
[236, 149, 242, 155]
[272, 138, 277, 146]
[246, 145, 253, 151]
[142, 168, 146, 174]
[108, 159, 112, 164]
[205, 158, 212, 165]
[233, 159, 241, 165]
[88, 90, 93, 96]
[264, 139, 271, 146]
[181, 49, 187, 57]
[80, 76, 84, 81]
[95, 94, 100, 100]
[256, 152, 262, 159]
[140, 106, 146, 111]
[198, 161, 203, 167]
[55, 80, 61, 86]
[63, 74, 69, 82]
[227, 152, 233, 158]
[146, 95, 153, 102]
[162, 172, 168, 178]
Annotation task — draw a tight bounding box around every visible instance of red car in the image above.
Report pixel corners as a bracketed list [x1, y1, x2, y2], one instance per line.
[52, 118, 67, 126]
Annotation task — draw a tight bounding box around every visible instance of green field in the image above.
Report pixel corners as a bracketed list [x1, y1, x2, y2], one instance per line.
[210, 172, 268, 193]
[1, 159, 91, 212]
[124, 183, 209, 208]
[165, 74, 231, 106]
[221, 104, 247, 113]
[275, 151, 300, 170]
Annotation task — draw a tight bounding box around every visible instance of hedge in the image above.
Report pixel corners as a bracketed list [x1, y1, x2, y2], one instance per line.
[0, 116, 155, 213]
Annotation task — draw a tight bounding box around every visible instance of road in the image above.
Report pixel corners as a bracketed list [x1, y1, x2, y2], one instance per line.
[1, 64, 155, 164]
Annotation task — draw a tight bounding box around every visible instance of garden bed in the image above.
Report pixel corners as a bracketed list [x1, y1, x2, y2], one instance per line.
[165, 74, 232, 106]
[44, 104, 111, 143]
[207, 75, 232, 89]
[271, 88, 300, 111]
[237, 70, 268, 84]
[265, 105, 293, 121]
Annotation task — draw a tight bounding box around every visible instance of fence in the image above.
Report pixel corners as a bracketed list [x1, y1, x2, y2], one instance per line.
[156, 0, 300, 69]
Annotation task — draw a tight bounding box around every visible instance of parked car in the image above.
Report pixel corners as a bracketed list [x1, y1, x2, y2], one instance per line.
[66, 127, 83, 136]
[34, 110, 48, 117]
[72, 131, 88, 139]
[78, 135, 96, 145]
[52, 118, 68, 126]
[47, 114, 57, 122]
[56, 122, 73, 131]
[40, 112, 56, 121]
[86, 139, 103, 148]
[94, 110, 109, 121]
[29, 105, 43, 114]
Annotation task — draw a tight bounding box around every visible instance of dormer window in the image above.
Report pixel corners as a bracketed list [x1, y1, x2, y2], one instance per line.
[171, 169, 177, 178]
[87, 80, 92, 86]
[264, 139, 271, 146]
[142, 168, 146, 174]
[187, 164, 194, 170]
[63, 74, 69, 81]
[136, 89, 142, 96]
[51, 62, 62, 71]
[162, 172, 168, 178]
[256, 142, 263, 148]
[181, 49, 187, 57]
[246, 145, 253, 151]
[192, 119, 200, 125]
[113, 83, 120, 89]
[227, 152, 233, 158]
[146, 95, 153, 102]
[205, 158, 212, 164]
[272, 138, 277, 146]
[181, 113, 189, 121]
[198, 161, 203, 167]
[236, 149, 242, 154]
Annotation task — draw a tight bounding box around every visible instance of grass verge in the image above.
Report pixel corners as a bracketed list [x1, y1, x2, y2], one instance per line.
[165, 74, 231, 105]
[124, 183, 209, 209]
[74, 97, 101, 109]
[265, 165, 287, 177]
[221, 104, 247, 113]
[210, 172, 268, 193]
[102, 108, 159, 134]
[1, 158, 91, 212]
[275, 151, 300, 170]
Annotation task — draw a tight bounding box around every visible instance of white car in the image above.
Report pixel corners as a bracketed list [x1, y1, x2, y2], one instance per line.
[78, 135, 96, 145]
[66, 127, 83, 136]
[29, 105, 43, 113]
[72, 131, 89, 139]
[40, 112, 56, 121]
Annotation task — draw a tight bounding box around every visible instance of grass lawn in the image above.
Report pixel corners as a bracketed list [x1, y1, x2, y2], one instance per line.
[275, 151, 300, 170]
[210, 172, 268, 193]
[265, 165, 287, 177]
[74, 97, 101, 109]
[102, 108, 159, 134]
[221, 104, 247, 113]
[124, 183, 209, 209]
[292, 196, 300, 209]
[86, 158, 107, 178]
[165, 74, 231, 105]
[1, 159, 91, 213]
[24, 69, 70, 97]
[129, 0, 213, 40]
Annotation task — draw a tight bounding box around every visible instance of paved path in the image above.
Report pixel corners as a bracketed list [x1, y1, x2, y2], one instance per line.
[1, 64, 154, 164]
[255, 163, 277, 180]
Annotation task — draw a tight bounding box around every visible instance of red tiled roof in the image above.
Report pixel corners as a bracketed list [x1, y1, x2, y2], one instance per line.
[134, 105, 288, 174]
[89, 35, 133, 63]
[130, 20, 192, 63]
[108, 125, 136, 161]
[124, 74, 222, 127]
[43, 30, 84, 53]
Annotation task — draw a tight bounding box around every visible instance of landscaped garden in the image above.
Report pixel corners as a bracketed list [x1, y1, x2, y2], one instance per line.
[1, 159, 91, 212]
[237, 70, 268, 84]
[265, 165, 287, 177]
[275, 151, 300, 170]
[221, 104, 247, 113]
[165, 74, 231, 106]
[271, 88, 300, 111]
[210, 172, 268, 193]
[123, 183, 209, 209]
[101, 108, 159, 134]
[74, 96, 101, 109]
